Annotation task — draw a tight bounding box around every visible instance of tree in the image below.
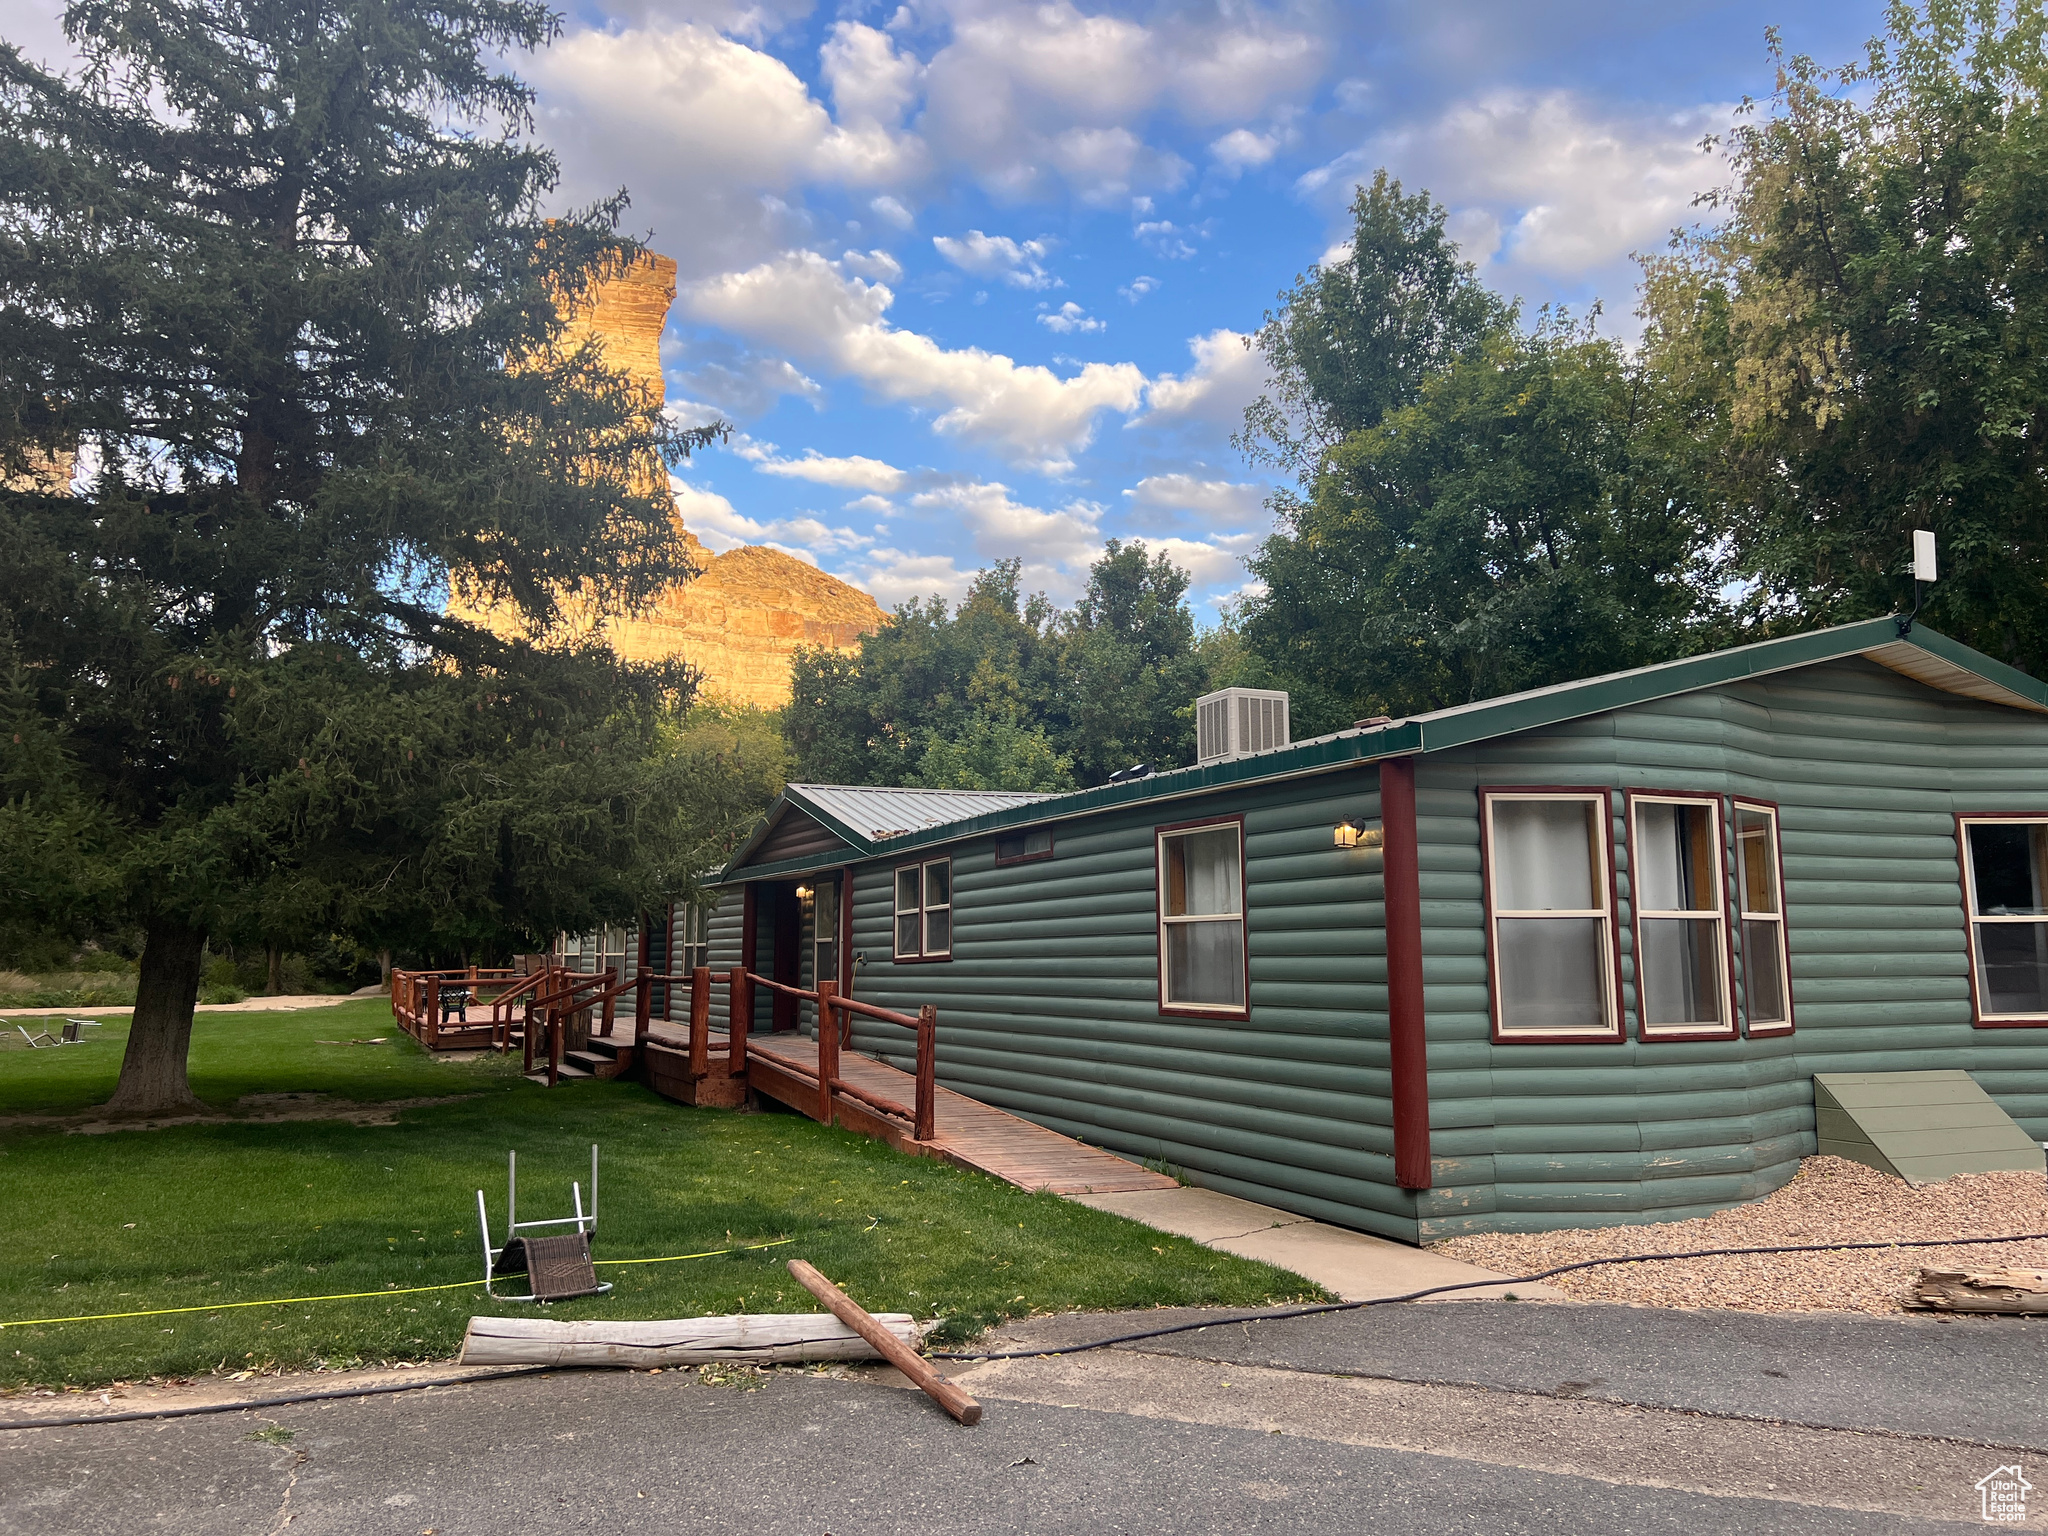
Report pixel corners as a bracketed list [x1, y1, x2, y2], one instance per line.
[1235, 170, 1512, 481]
[0, 0, 724, 1112]
[1052, 539, 1208, 782]
[784, 545, 1213, 791]
[1640, 0, 2048, 673]
[1242, 315, 1729, 729]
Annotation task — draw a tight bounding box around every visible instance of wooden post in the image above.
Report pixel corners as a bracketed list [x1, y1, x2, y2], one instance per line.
[1380, 754, 1433, 1191]
[816, 981, 839, 1127]
[914, 1004, 937, 1143]
[634, 972, 652, 1049]
[522, 999, 536, 1074]
[728, 968, 750, 1077]
[689, 967, 711, 1080]
[424, 975, 440, 1049]
[600, 969, 617, 1039]
[389, 968, 401, 1015]
[787, 1260, 979, 1425]
[548, 1011, 562, 1088]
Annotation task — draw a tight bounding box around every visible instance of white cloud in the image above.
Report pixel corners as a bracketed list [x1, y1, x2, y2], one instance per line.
[821, 21, 922, 128]
[1134, 218, 1199, 260]
[1125, 474, 1265, 522]
[528, 22, 926, 277]
[913, 480, 1103, 569]
[1210, 127, 1281, 172]
[1037, 301, 1104, 335]
[1303, 89, 1730, 282]
[840, 548, 975, 606]
[665, 334, 822, 420]
[1118, 275, 1160, 303]
[845, 493, 896, 515]
[841, 248, 905, 282]
[870, 194, 916, 229]
[670, 475, 870, 560]
[753, 450, 910, 494]
[682, 250, 1147, 470]
[932, 230, 1056, 289]
[1140, 329, 1265, 429]
[1143, 532, 1260, 590]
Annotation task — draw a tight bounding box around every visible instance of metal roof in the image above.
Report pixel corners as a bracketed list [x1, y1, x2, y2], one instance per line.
[717, 620, 2048, 882]
[786, 784, 1050, 841]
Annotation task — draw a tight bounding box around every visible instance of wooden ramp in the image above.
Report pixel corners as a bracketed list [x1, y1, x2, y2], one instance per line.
[1815, 1070, 2046, 1186]
[714, 1030, 1176, 1196]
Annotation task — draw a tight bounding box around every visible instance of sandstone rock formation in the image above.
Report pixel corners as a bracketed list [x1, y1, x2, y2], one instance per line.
[450, 251, 883, 708]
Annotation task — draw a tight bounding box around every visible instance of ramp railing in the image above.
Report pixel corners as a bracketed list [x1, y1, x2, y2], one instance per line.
[740, 971, 936, 1141]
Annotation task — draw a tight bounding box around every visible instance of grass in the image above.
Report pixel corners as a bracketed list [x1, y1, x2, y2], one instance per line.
[0, 1001, 1324, 1389]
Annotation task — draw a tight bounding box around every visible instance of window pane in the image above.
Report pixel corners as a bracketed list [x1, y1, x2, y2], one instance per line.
[815, 940, 838, 988]
[1164, 828, 1240, 918]
[1970, 824, 2048, 916]
[1743, 919, 1787, 1023]
[925, 861, 951, 909]
[1736, 809, 1779, 915]
[1166, 919, 1244, 1006]
[896, 866, 920, 914]
[1497, 916, 1609, 1032]
[998, 828, 1053, 861]
[1977, 921, 2048, 1014]
[924, 908, 951, 955]
[1637, 802, 1717, 912]
[814, 880, 838, 931]
[895, 912, 920, 956]
[1493, 800, 1600, 912]
[1638, 917, 1724, 1027]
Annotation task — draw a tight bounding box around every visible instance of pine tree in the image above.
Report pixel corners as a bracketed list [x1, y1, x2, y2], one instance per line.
[0, 0, 724, 1111]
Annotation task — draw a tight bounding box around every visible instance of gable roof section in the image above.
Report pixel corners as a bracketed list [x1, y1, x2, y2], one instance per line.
[718, 620, 2048, 880]
[725, 784, 1050, 878]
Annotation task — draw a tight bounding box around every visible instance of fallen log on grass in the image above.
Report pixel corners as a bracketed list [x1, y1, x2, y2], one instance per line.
[1907, 1267, 2048, 1314]
[459, 1312, 927, 1367]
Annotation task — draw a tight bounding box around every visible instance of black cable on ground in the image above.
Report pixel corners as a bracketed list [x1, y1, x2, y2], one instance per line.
[11, 1229, 2046, 1430]
[929, 1229, 2048, 1361]
[1, 1365, 558, 1432]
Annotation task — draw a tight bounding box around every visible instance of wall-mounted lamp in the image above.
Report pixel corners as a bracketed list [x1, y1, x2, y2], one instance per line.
[794, 885, 813, 900]
[1333, 819, 1384, 850]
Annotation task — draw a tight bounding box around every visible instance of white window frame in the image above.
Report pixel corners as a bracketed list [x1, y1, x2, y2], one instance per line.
[676, 902, 710, 974]
[813, 877, 841, 991]
[1732, 800, 1794, 1035]
[1155, 818, 1248, 1017]
[1626, 792, 1735, 1040]
[1959, 814, 2048, 1025]
[1481, 789, 1623, 1042]
[893, 858, 952, 960]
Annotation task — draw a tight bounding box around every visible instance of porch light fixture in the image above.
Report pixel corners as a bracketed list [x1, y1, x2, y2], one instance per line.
[794, 885, 812, 899]
[1334, 820, 1384, 850]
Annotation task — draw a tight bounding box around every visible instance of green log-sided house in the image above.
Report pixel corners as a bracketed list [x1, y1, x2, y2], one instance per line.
[604, 619, 2048, 1242]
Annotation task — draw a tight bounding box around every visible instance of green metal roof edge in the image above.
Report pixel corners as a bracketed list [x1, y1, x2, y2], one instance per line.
[718, 786, 877, 882]
[1895, 622, 2048, 709]
[711, 618, 2046, 881]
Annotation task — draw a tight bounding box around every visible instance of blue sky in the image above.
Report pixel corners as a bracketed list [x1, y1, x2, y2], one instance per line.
[3, 0, 1888, 618]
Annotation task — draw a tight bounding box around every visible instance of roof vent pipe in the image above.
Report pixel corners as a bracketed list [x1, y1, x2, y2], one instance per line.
[1195, 687, 1290, 766]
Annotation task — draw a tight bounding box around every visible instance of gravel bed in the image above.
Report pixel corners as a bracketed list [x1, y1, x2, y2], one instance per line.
[1431, 1157, 2048, 1314]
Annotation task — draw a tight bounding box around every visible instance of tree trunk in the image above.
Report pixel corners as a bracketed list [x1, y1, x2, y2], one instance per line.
[104, 921, 208, 1115]
[266, 945, 283, 994]
[379, 949, 392, 985]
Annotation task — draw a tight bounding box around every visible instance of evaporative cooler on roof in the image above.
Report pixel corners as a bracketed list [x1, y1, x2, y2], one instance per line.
[1195, 687, 1290, 765]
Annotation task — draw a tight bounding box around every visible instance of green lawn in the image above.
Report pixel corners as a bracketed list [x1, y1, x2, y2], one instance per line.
[0, 1001, 1322, 1388]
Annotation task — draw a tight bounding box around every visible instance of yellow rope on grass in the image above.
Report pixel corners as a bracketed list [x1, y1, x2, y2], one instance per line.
[2, 1237, 796, 1330]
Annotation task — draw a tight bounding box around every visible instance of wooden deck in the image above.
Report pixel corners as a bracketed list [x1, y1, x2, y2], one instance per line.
[697, 1028, 1176, 1196]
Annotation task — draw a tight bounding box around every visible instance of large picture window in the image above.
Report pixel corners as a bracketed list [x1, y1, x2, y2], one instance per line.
[1482, 791, 1621, 1040]
[1733, 802, 1793, 1033]
[1629, 793, 1733, 1038]
[893, 859, 951, 960]
[1157, 820, 1246, 1013]
[1961, 817, 2048, 1023]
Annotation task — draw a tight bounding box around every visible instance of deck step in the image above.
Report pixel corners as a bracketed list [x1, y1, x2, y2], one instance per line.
[525, 1062, 593, 1084]
[563, 1049, 610, 1073]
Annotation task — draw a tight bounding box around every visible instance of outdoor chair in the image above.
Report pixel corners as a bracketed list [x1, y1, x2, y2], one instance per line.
[14, 1019, 97, 1047]
[439, 986, 473, 1023]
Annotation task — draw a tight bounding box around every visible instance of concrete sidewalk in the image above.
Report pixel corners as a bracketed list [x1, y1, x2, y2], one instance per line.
[1068, 1185, 1568, 1303]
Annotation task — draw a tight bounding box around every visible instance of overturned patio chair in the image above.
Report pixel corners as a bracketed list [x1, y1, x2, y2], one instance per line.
[474, 1145, 611, 1303]
[15, 1019, 100, 1048]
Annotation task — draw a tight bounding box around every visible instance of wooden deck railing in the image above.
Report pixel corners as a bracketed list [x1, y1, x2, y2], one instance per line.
[390, 966, 525, 1048]
[742, 971, 936, 1142]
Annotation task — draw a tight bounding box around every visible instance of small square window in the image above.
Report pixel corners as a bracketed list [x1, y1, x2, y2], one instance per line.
[894, 859, 952, 960]
[995, 827, 1054, 865]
